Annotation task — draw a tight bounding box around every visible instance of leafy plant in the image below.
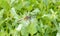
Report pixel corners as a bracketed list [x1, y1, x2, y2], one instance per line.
[0, 0, 60, 36]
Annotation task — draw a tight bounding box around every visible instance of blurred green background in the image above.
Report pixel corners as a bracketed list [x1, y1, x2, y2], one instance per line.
[0, 0, 60, 36]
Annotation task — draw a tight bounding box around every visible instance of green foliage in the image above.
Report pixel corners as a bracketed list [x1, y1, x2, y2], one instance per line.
[0, 0, 60, 36]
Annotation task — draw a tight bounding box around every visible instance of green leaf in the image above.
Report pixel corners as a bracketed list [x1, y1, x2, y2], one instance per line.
[21, 27, 28, 36]
[0, 0, 11, 11]
[28, 23, 37, 35]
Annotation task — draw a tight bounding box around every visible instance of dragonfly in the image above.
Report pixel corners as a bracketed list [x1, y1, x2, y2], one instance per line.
[17, 16, 31, 22]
